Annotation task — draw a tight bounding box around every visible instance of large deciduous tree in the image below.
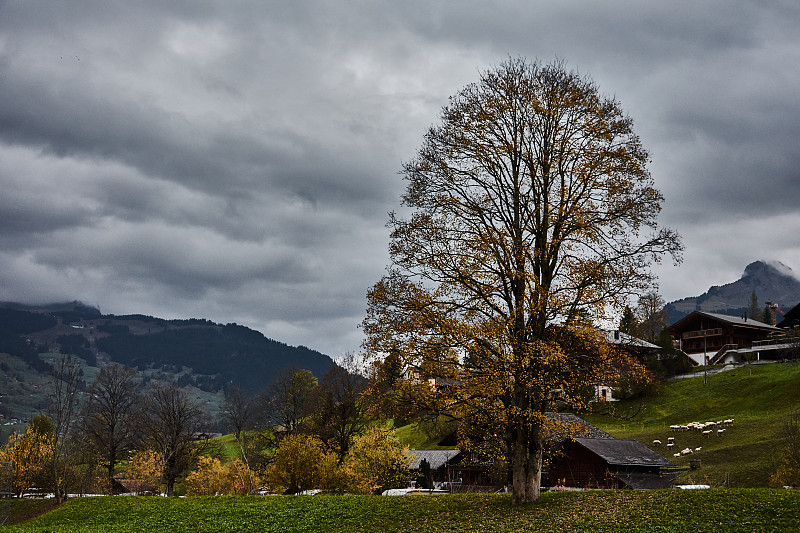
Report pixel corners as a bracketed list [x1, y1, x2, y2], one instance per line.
[363, 58, 681, 504]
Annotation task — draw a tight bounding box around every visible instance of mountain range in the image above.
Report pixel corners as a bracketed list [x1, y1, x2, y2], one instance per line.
[664, 260, 800, 324]
[0, 300, 335, 391]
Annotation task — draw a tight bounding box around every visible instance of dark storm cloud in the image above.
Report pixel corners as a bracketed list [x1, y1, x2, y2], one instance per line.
[2, 0, 800, 355]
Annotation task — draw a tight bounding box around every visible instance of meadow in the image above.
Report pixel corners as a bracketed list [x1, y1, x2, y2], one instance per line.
[5, 489, 800, 532]
[582, 362, 800, 487]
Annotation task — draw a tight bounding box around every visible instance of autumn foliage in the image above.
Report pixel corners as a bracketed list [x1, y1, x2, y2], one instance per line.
[363, 57, 681, 503]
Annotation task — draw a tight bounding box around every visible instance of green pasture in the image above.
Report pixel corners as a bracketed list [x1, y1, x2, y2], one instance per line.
[583, 362, 800, 487]
[5, 490, 800, 532]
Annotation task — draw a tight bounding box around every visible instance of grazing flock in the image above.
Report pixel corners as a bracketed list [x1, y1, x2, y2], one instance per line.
[652, 419, 735, 458]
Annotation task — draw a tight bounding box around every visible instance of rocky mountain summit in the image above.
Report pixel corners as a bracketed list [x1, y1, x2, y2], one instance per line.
[664, 261, 800, 324]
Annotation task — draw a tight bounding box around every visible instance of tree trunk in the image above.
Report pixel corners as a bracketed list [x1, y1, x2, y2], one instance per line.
[511, 427, 543, 504]
[107, 461, 115, 495]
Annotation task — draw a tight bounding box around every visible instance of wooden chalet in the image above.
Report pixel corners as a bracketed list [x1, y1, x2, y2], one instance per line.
[778, 302, 800, 329]
[669, 311, 781, 365]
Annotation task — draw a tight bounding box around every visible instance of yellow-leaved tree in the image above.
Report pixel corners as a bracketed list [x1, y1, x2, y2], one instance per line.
[125, 449, 164, 495]
[363, 58, 682, 504]
[185, 456, 260, 495]
[0, 415, 54, 497]
[266, 434, 326, 494]
[343, 427, 409, 495]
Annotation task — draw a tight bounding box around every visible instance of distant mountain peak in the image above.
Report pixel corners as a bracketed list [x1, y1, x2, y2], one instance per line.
[665, 260, 800, 324]
[743, 260, 797, 281]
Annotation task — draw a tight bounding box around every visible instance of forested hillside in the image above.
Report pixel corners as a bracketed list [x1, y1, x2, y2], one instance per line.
[0, 301, 335, 426]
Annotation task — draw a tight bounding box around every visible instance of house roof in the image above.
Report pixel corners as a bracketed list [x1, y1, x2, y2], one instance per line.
[778, 302, 800, 328]
[669, 310, 782, 332]
[573, 437, 675, 468]
[407, 449, 461, 470]
[604, 330, 660, 350]
[546, 413, 615, 441]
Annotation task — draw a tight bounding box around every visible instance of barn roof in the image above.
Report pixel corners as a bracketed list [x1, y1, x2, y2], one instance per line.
[573, 437, 675, 468]
[407, 449, 461, 470]
[546, 413, 615, 441]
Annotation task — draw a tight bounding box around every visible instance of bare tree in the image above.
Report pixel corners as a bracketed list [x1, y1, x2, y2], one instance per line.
[308, 355, 369, 461]
[46, 355, 82, 503]
[266, 367, 318, 436]
[633, 292, 667, 343]
[83, 364, 141, 493]
[144, 382, 206, 496]
[221, 385, 267, 489]
[223, 385, 260, 443]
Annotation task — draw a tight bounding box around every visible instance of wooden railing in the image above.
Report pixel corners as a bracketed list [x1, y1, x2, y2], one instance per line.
[682, 328, 723, 339]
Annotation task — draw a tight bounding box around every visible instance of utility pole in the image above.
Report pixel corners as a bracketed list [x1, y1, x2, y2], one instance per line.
[703, 330, 708, 385]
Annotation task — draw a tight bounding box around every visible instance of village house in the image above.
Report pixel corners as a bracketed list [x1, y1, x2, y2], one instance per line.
[668, 311, 781, 365]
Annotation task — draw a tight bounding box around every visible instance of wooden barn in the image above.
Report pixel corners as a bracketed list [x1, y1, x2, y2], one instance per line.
[548, 437, 676, 490]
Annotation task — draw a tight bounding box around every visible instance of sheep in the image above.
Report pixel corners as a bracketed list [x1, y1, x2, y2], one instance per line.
[653, 439, 662, 446]
[702, 430, 712, 438]
[681, 448, 693, 456]
[695, 447, 702, 452]
[666, 442, 675, 449]
[667, 437, 675, 443]
[673, 453, 681, 458]
[724, 418, 734, 425]
[717, 428, 726, 436]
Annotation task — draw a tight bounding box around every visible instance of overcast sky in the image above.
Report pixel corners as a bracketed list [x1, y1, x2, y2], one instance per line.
[2, 1, 800, 359]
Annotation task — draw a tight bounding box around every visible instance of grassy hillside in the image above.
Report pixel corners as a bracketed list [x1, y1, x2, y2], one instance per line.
[390, 362, 800, 488]
[583, 362, 800, 487]
[6, 490, 800, 532]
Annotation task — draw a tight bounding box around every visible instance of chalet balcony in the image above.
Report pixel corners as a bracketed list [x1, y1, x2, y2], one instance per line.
[681, 328, 723, 340]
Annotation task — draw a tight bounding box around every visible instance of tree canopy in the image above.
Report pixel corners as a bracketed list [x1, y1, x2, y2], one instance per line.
[363, 57, 681, 503]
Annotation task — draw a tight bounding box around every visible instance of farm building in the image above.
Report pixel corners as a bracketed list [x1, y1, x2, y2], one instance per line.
[548, 437, 677, 489]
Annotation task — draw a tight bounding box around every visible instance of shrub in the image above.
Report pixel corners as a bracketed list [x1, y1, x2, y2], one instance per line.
[266, 434, 326, 494]
[186, 457, 260, 495]
[344, 427, 410, 494]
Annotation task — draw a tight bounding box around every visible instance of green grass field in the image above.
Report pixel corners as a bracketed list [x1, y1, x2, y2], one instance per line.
[5, 490, 800, 532]
[582, 362, 800, 487]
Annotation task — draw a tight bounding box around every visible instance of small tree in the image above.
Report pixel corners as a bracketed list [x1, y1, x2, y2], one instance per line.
[633, 292, 667, 343]
[47, 355, 83, 503]
[266, 434, 326, 494]
[0, 415, 54, 497]
[267, 368, 318, 437]
[771, 410, 800, 488]
[619, 306, 637, 335]
[748, 291, 762, 322]
[308, 358, 369, 462]
[345, 427, 410, 495]
[762, 304, 777, 326]
[125, 449, 164, 495]
[185, 456, 260, 496]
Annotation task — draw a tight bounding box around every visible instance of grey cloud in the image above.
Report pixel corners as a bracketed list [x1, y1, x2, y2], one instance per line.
[2, 1, 800, 356]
